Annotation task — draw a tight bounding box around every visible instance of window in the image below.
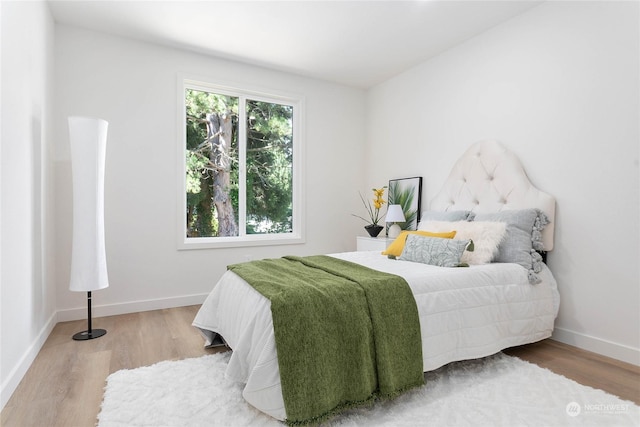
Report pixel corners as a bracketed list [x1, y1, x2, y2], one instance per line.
[178, 78, 304, 249]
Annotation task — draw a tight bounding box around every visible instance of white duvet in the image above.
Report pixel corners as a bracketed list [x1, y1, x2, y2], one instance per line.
[192, 251, 560, 421]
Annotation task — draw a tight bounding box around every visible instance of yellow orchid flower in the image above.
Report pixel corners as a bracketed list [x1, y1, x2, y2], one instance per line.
[352, 186, 388, 227]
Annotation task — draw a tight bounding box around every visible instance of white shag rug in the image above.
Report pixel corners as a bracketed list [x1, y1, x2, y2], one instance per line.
[98, 351, 639, 427]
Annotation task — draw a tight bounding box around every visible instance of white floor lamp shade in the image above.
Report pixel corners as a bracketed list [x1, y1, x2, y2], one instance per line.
[68, 116, 109, 340]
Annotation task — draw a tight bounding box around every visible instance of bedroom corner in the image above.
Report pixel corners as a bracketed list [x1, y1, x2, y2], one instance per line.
[365, 0, 639, 365]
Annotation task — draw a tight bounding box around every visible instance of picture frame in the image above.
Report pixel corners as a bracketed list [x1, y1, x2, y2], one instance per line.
[387, 176, 422, 231]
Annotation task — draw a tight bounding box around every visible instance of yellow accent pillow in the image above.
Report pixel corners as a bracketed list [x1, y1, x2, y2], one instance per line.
[382, 230, 457, 257]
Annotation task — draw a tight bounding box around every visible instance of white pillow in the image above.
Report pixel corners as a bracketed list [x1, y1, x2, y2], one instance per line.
[419, 220, 507, 264]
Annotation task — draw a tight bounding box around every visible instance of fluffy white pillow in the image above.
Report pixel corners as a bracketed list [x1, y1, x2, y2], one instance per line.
[419, 220, 507, 264]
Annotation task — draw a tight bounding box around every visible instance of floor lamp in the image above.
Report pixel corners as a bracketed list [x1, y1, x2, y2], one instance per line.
[68, 116, 109, 340]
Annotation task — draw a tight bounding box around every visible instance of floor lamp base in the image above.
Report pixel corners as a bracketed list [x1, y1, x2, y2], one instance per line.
[72, 291, 106, 341]
[73, 329, 107, 341]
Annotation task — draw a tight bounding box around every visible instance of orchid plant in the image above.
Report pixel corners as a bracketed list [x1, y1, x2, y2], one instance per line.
[352, 186, 387, 227]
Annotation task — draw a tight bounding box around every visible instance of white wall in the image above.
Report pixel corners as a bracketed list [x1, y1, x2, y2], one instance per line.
[366, 1, 639, 364]
[53, 26, 367, 319]
[0, 0, 56, 410]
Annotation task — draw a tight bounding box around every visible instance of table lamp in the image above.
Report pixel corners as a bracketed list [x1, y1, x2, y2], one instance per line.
[385, 204, 406, 239]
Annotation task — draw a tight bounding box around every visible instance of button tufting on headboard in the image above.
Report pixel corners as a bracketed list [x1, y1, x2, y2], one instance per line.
[430, 140, 556, 250]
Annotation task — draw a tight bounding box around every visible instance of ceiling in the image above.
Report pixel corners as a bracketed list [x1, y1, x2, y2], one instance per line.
[47, 0, 544, 88]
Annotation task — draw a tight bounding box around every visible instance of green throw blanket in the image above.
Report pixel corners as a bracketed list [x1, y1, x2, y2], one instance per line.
[228, 255, 424, 425]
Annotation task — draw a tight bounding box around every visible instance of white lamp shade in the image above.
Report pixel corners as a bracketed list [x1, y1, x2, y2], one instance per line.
[385, 204, 406, 223]
[68, 116, 109, 292]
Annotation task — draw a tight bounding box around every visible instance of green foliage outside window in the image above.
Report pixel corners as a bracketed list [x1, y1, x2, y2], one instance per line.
[185, 88, 293, 238]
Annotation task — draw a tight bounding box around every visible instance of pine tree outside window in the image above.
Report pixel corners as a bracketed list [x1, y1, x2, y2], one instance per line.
[178, 78, 304, 249]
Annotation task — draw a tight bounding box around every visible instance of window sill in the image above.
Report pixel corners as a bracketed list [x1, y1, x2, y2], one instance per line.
[177, 233, 305, 250]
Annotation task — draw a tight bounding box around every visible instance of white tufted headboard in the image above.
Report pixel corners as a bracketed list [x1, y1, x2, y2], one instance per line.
[430, 140, 556, 251]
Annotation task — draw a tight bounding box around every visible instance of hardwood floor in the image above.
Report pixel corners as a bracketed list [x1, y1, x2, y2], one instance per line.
[0, 306, 225, 427]
[504, 339, 640, 406]
[1, 306, 638, 426]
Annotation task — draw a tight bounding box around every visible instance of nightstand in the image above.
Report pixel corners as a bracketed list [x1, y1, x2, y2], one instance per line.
[356, 236, 394, 251]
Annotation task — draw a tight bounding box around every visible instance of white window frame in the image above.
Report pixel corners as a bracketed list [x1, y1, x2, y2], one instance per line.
[177, 76, 305, 249]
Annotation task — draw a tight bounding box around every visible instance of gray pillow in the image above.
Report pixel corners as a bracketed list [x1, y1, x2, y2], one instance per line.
[474, 209, 550, 284]
[420, 210, 475, 222]
[399, 234, 472, 268]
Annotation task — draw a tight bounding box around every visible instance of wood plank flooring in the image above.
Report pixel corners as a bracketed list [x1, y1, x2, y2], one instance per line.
[1, 305, 638, 426]
[504, 339, 640, 406]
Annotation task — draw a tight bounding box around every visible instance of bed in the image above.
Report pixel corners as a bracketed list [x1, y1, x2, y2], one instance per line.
[193, 140, 560, 423]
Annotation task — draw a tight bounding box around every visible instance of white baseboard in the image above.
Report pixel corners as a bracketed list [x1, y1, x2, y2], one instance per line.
[56, 293, 210, 322]
[0, 311, 57, 411]
[552, 327, 640, 366]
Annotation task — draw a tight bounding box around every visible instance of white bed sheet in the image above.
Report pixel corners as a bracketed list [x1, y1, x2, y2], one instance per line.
[192, 251, 560, 421]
